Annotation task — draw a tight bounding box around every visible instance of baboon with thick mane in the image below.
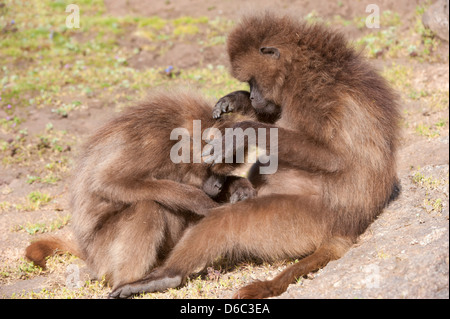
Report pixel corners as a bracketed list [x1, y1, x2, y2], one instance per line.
[110, 13, 401, 299]
[25, 92, 256, 289]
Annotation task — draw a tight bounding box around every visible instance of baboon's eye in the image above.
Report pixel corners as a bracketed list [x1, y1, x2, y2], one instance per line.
[259, 47, 280, 60]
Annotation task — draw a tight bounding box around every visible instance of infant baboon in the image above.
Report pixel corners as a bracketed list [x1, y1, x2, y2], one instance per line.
[25, 92, 255, 288]
[110, 13, 401, 299]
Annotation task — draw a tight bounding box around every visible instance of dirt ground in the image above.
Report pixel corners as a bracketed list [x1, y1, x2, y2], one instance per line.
[0, 0, 448, 299]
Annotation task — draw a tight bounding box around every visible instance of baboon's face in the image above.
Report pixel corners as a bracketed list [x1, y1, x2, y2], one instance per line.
[227, 14, 306, 107]
[230, 45, 283, 91]
[202, 175, 226, 198]
[229, 41, 285, 111]
[248, 78, 280, 115]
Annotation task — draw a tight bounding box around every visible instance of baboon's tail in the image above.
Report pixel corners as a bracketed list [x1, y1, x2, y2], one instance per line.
[25, 235, 83, 269]
[233, 237, 352, 299]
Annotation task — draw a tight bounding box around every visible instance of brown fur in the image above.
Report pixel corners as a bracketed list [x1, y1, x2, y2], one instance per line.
[25, 91, 255, 288]
[25, 235, 82, 269]
[110, 13, 401, 299]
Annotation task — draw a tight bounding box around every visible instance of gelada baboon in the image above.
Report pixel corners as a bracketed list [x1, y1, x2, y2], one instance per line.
[110, 13, 401, 299]
[25, 91, 256, 288]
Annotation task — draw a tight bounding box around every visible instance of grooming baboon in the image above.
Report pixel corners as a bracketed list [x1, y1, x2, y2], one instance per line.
[110, 13, 401, 299]
[25, 92, 256, 288]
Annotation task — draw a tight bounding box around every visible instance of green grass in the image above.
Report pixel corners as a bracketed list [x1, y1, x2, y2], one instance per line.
[14, 214, 71, 234]
[423, 197, 444, 214]
[2, 191, 52, 213]
[414, 122, 447, 139]
[0, 1, 239, 116]
[381, 65, 448, 126]
[412, 166, 448, 216]
[0, 258, 43, 283]
[412, 169, 448, 191]
[27, 191, 52, 205]
[353, 3, 445, 62]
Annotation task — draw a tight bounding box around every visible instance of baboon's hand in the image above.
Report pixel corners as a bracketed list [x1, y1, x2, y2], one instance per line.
[229, 178, 257, 203]
[109, 272, 182, 299]
[212, 91, 251, 119]
[230, 186, 256, 203]
[213, 95, 235, 119]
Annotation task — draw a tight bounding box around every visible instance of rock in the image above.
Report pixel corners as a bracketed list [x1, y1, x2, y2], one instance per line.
[422, 0, 449, 42]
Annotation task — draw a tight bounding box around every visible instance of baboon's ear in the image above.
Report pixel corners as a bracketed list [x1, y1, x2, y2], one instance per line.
[259, 47, 280, 60]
